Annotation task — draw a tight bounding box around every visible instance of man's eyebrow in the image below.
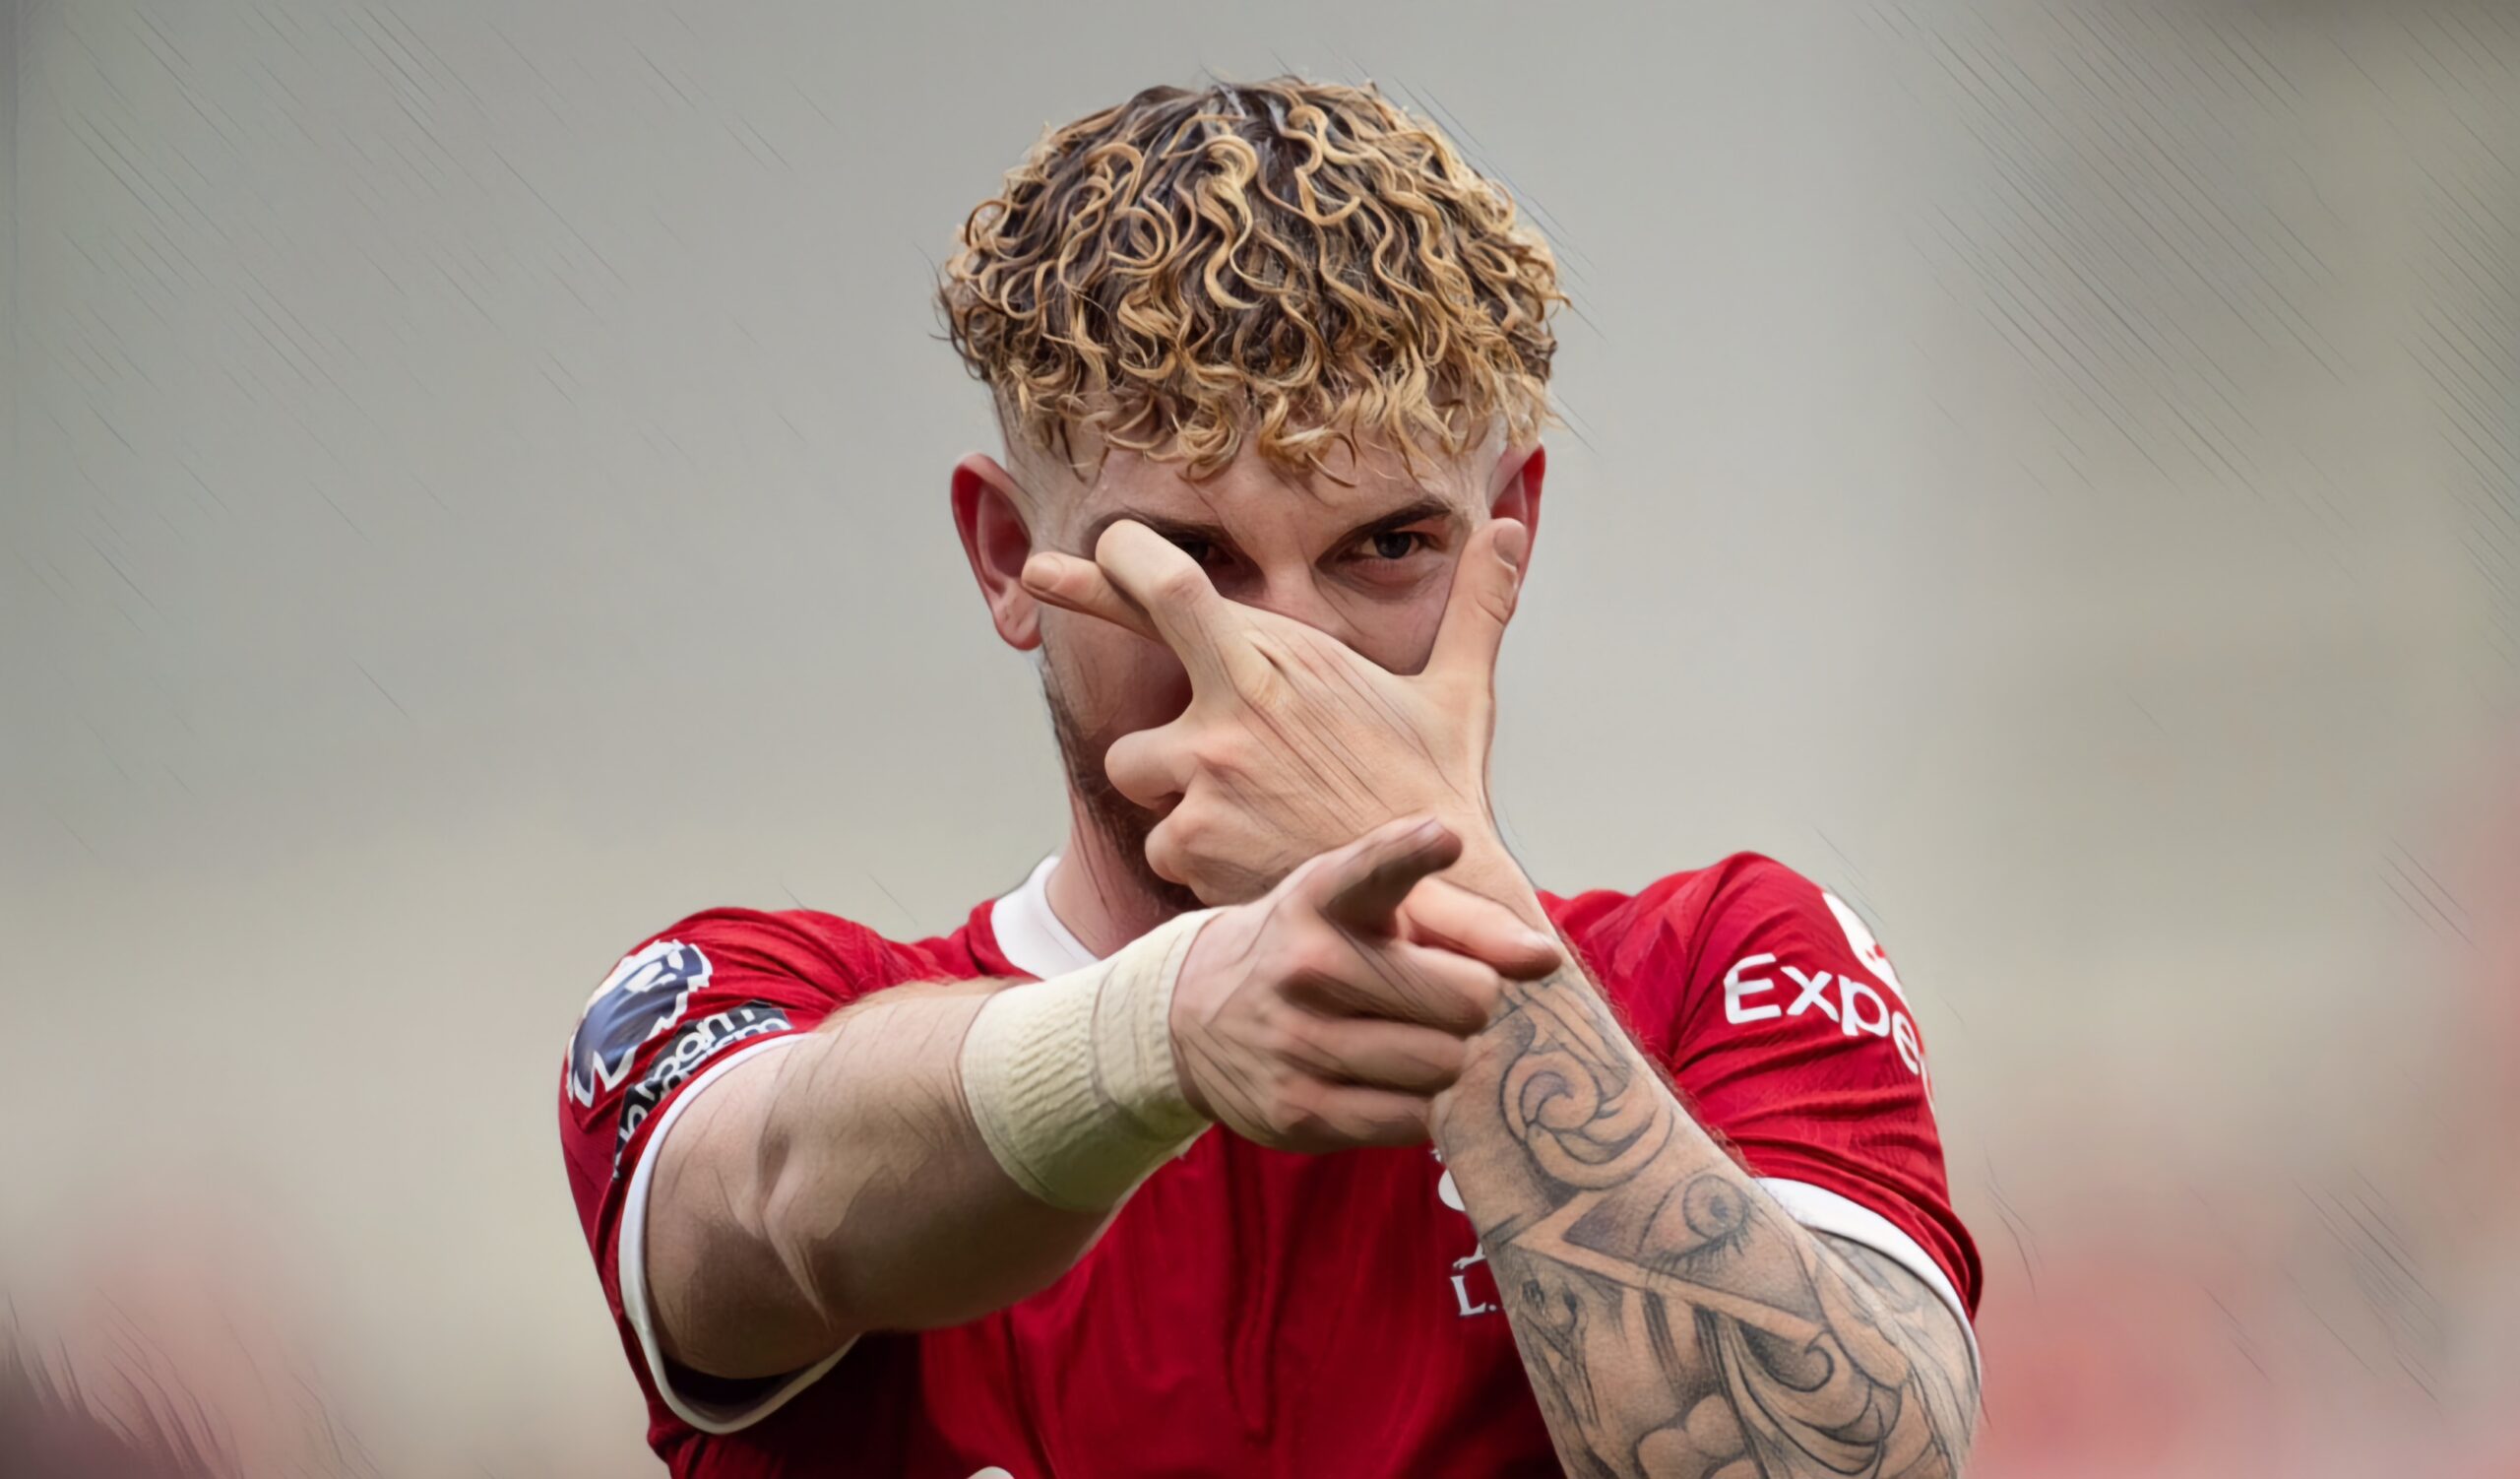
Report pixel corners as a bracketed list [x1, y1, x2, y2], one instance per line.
[1334, 497, 1461, 545]
[1076, 496, 1463, 555]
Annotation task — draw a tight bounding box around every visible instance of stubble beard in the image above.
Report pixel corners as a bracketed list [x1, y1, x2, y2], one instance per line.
[1042, 663, 1207, 919]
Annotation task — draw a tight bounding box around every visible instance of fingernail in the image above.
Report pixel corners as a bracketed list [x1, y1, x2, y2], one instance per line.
[1492, 522, 1529, 569]
[1518, 928, 1557, 955]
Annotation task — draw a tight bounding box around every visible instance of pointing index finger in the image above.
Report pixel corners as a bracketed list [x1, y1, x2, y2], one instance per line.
[1316, 816, 1463, 933]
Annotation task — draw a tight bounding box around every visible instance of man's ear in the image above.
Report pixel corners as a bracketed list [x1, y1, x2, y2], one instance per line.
[1488, 443, 1546, 567]
[951, 452, 1041, 652]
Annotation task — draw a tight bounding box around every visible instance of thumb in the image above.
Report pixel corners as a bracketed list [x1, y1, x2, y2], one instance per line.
[1425, 520, 1527, 685]
[1312, 816, 1464, 933]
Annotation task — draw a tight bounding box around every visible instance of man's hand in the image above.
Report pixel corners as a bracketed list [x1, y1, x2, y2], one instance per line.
[1023, 517, 1531, 905]
[1170, 815, 1562, 1153]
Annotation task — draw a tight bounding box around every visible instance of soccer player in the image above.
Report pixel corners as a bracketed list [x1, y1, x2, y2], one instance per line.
[559, 78, 1982, 1478]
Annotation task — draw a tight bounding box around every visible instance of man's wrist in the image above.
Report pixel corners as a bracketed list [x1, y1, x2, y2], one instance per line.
[960, 909, 1220, 1212]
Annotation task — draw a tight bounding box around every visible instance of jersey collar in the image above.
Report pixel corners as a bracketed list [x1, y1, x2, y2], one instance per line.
[989, 855, 1101, 980]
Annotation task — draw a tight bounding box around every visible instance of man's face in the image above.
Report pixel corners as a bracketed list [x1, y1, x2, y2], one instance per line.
[994, 430, 1540, 903]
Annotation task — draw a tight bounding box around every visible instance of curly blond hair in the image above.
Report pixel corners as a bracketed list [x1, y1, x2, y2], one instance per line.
[941, 78, 1563, 480]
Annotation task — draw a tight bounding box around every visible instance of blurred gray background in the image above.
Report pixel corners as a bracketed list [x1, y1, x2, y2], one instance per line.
[4, 2, 2515, 1475]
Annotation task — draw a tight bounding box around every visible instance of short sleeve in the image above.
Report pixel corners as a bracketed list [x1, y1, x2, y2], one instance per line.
[555, 908, 895, 1437]
[1651, 858, 1983, 1335]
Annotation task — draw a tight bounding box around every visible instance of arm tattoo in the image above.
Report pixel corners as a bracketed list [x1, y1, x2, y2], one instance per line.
[1437, 968, 1980, 1478]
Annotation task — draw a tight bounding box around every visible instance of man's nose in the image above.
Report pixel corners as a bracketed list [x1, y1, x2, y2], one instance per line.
[1233, 570, 1358, 647]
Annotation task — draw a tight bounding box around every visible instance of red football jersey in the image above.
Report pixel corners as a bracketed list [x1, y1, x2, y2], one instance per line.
[558, 853, 1981, 1477]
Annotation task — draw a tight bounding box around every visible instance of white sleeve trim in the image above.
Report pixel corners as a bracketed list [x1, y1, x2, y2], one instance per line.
[617, 1033, 855, 1436]
[1757, 1178, 1981, 1385]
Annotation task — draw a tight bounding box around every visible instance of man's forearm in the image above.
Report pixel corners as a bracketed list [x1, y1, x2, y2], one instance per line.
[647, 982, 1111, 1380]
[1432, 853, 1979, 1478]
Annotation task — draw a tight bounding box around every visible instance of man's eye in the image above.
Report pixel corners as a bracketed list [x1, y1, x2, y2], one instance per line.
[1171, 538, 1222, 567]
[1359, 531, 1429, 561]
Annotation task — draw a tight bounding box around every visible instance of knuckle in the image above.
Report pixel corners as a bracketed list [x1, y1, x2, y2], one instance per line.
[1237, 643, 1282, 688]
[1193, 734, 1247, 780]
[1253, 1058, 1302, 1110]
[1234, 633, 1293, 683]
[1152, 565, 1209, 607]
[1261, 1010, 1318, 1068]
[1245, 1006, 1300, 1065]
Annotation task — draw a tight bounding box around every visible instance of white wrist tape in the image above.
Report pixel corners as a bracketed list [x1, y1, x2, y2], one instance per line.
[959, 908, 1220, 1212]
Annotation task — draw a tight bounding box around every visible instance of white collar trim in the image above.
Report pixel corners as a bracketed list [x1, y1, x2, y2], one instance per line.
[990, 855, 1101, 980]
